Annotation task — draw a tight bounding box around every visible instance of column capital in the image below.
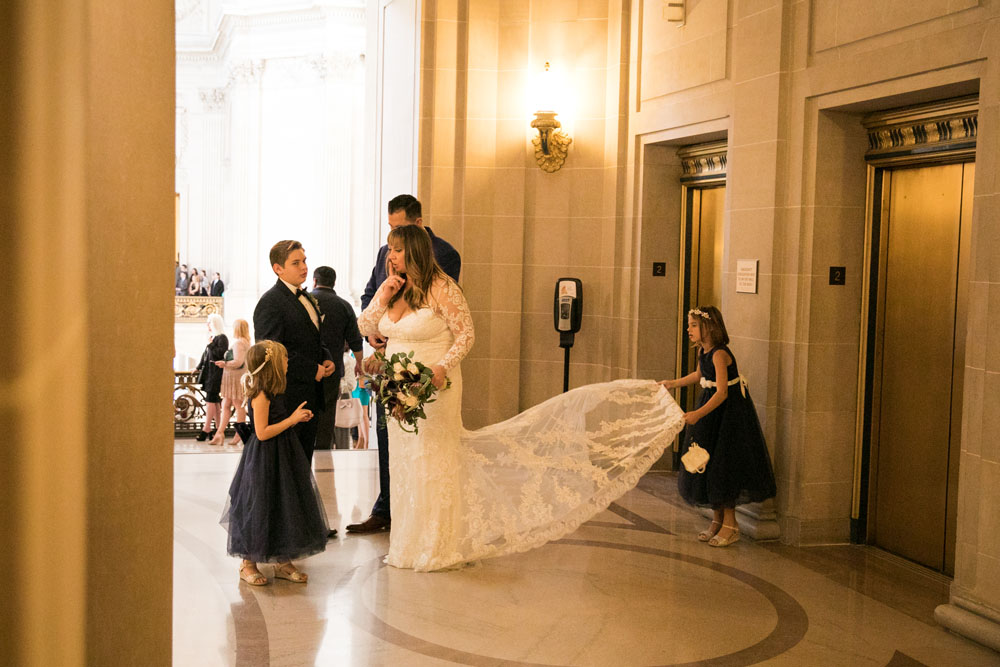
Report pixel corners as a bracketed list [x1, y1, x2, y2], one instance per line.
[198, 87, 227, 112]
[229, 59, 265, 85]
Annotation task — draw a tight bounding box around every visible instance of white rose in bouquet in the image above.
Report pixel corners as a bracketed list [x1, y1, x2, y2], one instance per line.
[407, 362, 419, 374]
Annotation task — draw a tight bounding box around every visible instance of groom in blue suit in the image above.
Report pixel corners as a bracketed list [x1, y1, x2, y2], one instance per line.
[346, 195, 461, 534]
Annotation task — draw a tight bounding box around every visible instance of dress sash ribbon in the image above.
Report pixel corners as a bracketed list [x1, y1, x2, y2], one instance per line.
[699, 375, 748, 398]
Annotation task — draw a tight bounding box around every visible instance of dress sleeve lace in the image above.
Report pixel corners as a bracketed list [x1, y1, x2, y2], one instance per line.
[429, 278, 475, 372]
[358, 285, 390, 337]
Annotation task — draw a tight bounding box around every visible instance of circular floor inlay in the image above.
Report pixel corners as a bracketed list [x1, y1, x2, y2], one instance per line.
[347, 540, 809, 666]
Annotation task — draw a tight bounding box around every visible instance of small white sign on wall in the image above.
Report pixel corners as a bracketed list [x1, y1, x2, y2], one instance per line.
[736, 259, 758, 294]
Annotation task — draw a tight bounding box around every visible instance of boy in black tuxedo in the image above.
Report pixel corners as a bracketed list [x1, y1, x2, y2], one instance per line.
[253, 240, 336, 465]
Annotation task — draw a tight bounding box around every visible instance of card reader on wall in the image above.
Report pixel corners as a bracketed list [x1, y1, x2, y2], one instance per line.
[553, 278, 582, 392]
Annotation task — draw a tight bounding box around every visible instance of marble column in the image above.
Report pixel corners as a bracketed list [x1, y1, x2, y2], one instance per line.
[225, 60, 265, 326]
[315, 54, 356, 298]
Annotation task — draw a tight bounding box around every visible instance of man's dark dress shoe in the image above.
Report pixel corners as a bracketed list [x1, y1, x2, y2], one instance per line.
[327, 529, 338, 539]
[345, 515, 391, 533]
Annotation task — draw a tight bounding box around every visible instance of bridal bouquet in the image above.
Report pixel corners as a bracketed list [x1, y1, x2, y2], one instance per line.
[365, 350, 450, 434]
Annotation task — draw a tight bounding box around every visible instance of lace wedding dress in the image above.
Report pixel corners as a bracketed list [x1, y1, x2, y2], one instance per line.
[359, 278, 685, 571]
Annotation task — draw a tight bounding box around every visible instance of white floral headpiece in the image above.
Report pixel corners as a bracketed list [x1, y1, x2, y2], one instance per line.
[249, 342, 274, 375]
[689, 308, 711, 320]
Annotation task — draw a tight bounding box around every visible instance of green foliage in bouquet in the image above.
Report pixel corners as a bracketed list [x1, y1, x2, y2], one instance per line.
[365, 350, 450, 434]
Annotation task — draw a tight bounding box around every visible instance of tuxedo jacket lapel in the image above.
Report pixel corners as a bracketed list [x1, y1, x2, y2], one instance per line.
[276, 279, 320, 337]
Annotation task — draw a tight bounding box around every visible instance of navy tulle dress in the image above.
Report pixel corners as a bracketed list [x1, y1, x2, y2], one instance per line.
[221, 394, 328, 563]
[678, 346, 777, 508]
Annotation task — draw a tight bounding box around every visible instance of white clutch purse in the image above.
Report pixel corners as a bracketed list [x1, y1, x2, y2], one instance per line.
[681, 442, 710, 473]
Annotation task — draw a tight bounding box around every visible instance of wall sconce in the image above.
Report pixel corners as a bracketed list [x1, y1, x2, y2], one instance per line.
[663, 0, 685, 25]
[531, 62, 572, 173]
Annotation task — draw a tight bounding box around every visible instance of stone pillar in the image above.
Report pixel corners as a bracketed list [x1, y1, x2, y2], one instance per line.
[1, 0, 174, 664]
[723, 0, 789, 540]
[934, 56, 1000, 653]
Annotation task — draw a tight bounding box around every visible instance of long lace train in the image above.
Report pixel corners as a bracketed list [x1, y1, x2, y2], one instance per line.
[357, 277, 685, 572]
[387, 378, 685, 571]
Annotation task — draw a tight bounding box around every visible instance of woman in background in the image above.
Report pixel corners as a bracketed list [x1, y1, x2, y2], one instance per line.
[195, 313, 228, 441]
[213, 318, 251, 446]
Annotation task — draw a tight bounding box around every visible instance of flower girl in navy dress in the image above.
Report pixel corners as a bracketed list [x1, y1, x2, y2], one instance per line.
[659, 306, 776, 547]
[221, 340, 329, 585]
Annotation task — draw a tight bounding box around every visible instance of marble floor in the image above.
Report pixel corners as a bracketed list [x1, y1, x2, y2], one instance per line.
[173, 449, 1000, 666]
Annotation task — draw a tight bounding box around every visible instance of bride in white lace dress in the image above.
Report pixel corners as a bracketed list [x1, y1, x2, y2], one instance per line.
[358, 225, 685, 571]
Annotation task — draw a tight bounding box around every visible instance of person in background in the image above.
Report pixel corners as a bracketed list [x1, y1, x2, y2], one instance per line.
[210, 272, 225, 297]
[188, 270, 203, 296]
[351, 374, 371, 449]
[196, 313, 228, 442]
[178, 264, 190, 295]
[213, 318, 251, 446]
[310, 265, 363, 451]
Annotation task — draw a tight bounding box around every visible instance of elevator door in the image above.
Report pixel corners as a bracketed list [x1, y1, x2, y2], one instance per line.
[872, 162, 971, 574]
[681, 185, 725, 410]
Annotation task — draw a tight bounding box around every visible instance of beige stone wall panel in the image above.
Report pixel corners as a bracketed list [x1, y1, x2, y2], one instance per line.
[732, 5, 783, 83]
[467, 71, 500, 119]
[804, 343, 861, 413]
[631, 84, 733, 135]
[988, 283, 1000, 373]
[425, 0, 465, 22]
[810, 0, 980, 53]
[961, 361, 985, 459]
[638, 0, 728, 101]
[806, 21, 989, 97]
[983, 369, 1000, 462]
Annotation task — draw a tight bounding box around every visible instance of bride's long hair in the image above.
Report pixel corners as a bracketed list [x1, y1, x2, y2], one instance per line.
[386, 224, 448, 311]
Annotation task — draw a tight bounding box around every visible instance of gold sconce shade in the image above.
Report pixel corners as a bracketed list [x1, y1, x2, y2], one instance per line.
[531, 62, 572, 173]
[531, 111, 572, 173]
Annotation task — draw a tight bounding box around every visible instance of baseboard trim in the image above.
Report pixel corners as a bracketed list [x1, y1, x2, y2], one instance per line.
[935, 596, 1000, 653]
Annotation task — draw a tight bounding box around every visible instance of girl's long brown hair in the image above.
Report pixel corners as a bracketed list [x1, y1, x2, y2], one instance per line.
[386, 224, 448, 311]
[690, 305, 729, 348]
[241, 340, 288, 401]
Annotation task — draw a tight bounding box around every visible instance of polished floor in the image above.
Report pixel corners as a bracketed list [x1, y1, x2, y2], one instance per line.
[173, 448, 1000, 666]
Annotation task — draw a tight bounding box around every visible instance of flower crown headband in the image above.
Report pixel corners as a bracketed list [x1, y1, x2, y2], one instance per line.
[249, 342, 274, 376]
[689, 308, 711, 320]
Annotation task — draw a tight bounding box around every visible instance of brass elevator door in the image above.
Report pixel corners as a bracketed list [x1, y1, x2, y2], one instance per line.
[872, 162, 971, 574]
[689, 185, 725, 312]
[681, 185, 725, 410]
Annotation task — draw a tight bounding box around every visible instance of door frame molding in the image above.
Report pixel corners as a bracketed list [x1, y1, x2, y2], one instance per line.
[853, 98, 978, 571]
[676, 141, 728, 414]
